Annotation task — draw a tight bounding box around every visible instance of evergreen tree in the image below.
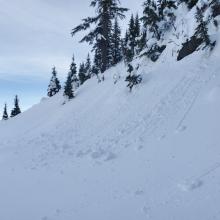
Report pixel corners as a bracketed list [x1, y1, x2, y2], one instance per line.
[47, 67, 61, 97]
[194, 7, 211, 48]
[141, 0, 160, 40]
[123, 13, 142, 62]
[123, 30, 133, 63]
[128, 14, 136, 58]
[134, 14, 142, 54]
[137, 31, 147, 54]
[134, 14, 141, 40]
[69, 55, 79, 89]
[158, 0, 177, 31]
[64, 73, 74, 99]
[158, 0, 176, 19]
[78, 63, 87, 85]
[85, 54, 92, 78]
[123, 15, 137, 63]
[112, 18, 123, 65]
[92, 48, 102, 82]
[2, 103, 8, 120]
[11, 95, 21, 117]
[72, 0, 128, 74]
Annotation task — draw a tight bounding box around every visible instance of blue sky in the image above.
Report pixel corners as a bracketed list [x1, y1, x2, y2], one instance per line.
[0, 0, 143, 111]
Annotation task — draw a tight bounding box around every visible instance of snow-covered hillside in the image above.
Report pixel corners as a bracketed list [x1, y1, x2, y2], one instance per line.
[0, 39, 220, 219]
[1, 1, 220, 219]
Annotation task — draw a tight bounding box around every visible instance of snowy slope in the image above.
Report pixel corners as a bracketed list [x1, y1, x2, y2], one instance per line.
[0, 40, 220, 220]
[1, 4, 220, 219]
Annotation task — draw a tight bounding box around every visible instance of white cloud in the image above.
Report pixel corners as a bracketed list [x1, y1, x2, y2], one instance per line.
[0, 0, 143, 77]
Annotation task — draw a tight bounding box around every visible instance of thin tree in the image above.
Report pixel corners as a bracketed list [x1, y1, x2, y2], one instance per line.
[2, 103, 8, 120]
[85, 54, 92, 78]
[137, 31, 147, 54]
[69, 55, 79, 89]
[78, 63, 87, 85]
[11, 95, 21, 117]
[112, 18, 123, 65]
[64, 73, 74, 99]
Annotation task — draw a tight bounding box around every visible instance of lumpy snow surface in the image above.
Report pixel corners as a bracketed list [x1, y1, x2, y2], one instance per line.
[0, 33, 220, 220]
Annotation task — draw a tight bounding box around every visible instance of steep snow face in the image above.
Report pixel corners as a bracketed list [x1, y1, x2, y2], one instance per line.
[0, 39, 220, 220]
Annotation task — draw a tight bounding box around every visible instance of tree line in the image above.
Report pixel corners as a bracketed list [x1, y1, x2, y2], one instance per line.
[47, 0, 217, 100]
[2, 95, 21, 120]
[2, 0, 218, 120]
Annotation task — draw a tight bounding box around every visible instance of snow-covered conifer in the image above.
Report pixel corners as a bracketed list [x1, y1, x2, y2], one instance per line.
[69, 55, 79, 90]
[47, 67, 61, 97]
[2, 103, 8, 120]
[141, 0, 160, 40]
[64, 73, 74, 99]
[85, 54, 92, 78]
[71, 0, 128, 74]
[78, 63, 88, 85]
[112, 18, 123, 65]
[11, 95, 21, 117]
[158, 0, 177, 32]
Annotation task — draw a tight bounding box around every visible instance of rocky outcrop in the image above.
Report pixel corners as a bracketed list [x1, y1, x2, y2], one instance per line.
[212, 3, 220, 18]
[177, 36, 203, 61]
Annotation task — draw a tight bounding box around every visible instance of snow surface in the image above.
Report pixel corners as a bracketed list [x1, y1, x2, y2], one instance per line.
[0, 43, 220, 219]
[1, 9, 220, 220]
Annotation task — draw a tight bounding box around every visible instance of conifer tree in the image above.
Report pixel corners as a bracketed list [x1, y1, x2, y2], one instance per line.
[78, 63, 87, 85]
[112, 18, 123, 65]
[158, 0, 177, 31]
[141, 0, 160, 40]
[158, 0, 176, 19]
[134, 14, 141, 40]
[11, 95, 21, 117]
[2, 103, 8, 120]
[134, 14, 142, 54]
[137, 31, 147, 54]
[128, 14, 136, 58]
[92, 48, 102, 80]
[85, 54, 92, 78]
[122, 30, 132, 63]
[123, 14, 142, 62]
[194, 7, 211, 48]
[123, 15, 136, 63]
[71, 0, 128, 74]
[47, 67, 61, 97]
[69, 55, 79, 90]
[64, 73, 74, 99]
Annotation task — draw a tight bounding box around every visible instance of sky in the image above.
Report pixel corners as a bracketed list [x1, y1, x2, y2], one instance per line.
[0, 0, 143, 111]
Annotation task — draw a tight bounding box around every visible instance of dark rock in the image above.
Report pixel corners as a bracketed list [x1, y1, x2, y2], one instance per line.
[177, 36, 203, 61]
[212, 3, 220, 18]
